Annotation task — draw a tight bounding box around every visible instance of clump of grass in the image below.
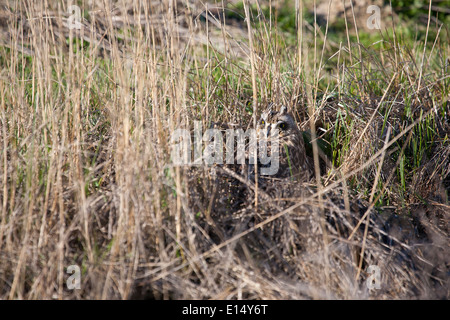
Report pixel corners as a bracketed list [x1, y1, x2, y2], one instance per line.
[0, 0, 448, 299]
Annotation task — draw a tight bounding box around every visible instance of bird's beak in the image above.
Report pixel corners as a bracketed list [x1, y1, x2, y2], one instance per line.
[266, 125, 271, 138]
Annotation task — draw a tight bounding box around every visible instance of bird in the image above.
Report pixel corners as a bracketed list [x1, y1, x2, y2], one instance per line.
[204, 103, 313, 199]
[255, 104, 313, 181]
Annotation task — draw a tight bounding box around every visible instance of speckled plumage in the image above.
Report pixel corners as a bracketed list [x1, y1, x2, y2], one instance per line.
[257, 104, 312, 181]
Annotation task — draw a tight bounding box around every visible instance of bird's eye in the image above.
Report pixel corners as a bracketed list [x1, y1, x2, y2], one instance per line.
[279, 122, 287, 130]
[261, 120, 265, 125]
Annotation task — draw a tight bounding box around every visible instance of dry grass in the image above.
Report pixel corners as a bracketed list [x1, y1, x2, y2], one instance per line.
[0, 0, 448, 299]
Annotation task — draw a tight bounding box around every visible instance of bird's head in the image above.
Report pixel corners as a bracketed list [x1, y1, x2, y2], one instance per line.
[258, 104, 298, 140]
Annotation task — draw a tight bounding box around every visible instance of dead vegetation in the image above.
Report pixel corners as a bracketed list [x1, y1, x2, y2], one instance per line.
[0, 0, 448, 299]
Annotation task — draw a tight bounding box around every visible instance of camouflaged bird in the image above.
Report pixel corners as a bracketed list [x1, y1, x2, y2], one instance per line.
[256, 104, 313, 181]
